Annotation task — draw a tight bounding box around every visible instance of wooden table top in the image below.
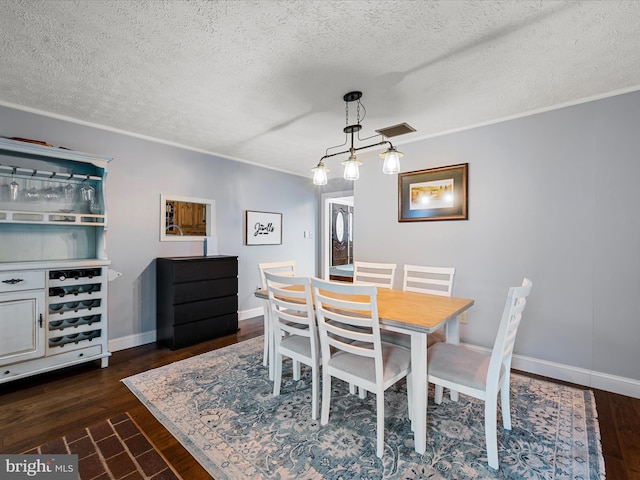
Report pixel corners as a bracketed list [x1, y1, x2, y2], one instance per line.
[255, 285, 474, 334]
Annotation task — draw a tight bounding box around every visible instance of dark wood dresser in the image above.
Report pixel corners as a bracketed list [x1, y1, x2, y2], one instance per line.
[156, 256, 238, 349]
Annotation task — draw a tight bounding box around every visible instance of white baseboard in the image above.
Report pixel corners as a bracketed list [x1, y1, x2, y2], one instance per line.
[109, 330, 157, 353]
[464, 343, 640, 399]
[108, 308, 263, 353]
[108, 315, 640, 399]
[239, 307, 263, 321]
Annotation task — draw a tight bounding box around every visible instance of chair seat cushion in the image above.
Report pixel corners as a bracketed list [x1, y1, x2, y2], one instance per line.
[280, 334, 311, 356]
[380, 329, 445, 349]
[328, 342, 411, 384]
[427, 342, 495, 390]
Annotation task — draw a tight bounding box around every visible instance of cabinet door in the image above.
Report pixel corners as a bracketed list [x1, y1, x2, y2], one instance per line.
[0, 291, 45, 367]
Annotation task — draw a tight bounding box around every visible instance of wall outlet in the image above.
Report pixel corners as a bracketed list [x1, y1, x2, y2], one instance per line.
[459, 311, 468, 324]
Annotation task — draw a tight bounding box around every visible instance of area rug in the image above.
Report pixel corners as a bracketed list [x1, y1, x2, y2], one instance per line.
[23, 412, 182, 480]
[122, 337, 605, 479]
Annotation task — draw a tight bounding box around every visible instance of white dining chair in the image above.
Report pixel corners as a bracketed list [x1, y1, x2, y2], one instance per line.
[403, 265, 455, 347]
[266, 272, 320, 420]
[311, 277, 412, 458]
[403, 264, 456, 296]
[258, 261, 297, 378]
[353, 261, 397, 289]
[381, 265, 456, 350]
[427, 278, 533, 469]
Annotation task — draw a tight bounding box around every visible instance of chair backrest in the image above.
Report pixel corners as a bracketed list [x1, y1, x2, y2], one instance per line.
[258, 261, 296, 289]
[487, 278, 533, 391]
[402, 265, 455, 296]
[311, 278, 383, 382]
[265, 272, 317, 344]
[353, 261, 397, 289]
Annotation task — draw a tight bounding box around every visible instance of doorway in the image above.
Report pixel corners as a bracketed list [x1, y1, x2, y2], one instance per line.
[323, 195, 354, 282]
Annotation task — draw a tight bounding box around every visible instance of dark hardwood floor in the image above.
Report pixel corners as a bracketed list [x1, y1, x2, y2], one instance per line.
[1, 316, 639, 479]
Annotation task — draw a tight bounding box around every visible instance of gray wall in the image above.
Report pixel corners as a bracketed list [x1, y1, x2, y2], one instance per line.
[3, 88, 639, 396]
[354, 90, 640, 391]
[0, 105, 318, 344]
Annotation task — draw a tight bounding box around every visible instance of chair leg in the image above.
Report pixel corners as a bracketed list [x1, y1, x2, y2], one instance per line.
[311, 363, 319, 420]
[500, 378, 512, 430]
[406, 374, 413, 423]
[485, 396, 499, 469]
[349, 383, 357, 395]
[376, 391, 385, 458]
[273, 352, 283, 397]
[321, 370, 331, 425]
[358, 387, 367, 399]
[434, 384, 444, 404]
[262, 312, 270, 367]
[293, 360, 301, 380]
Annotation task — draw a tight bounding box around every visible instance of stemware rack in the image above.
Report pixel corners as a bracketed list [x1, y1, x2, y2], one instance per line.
[0, 164, 104, 225]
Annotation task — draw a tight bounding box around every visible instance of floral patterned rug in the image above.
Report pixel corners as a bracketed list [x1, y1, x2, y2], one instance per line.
[122, 336, 605, 479]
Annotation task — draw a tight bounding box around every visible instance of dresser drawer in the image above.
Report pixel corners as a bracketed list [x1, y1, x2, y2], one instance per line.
[173, 296, 237, 325]
[0, 270, 45, 293]
[173, 277, 238, 304]
[171, 313, 238, 349]
[170, 257, 237, 283]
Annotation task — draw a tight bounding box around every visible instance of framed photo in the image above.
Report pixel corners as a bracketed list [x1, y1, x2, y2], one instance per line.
[245, 210, 282, 245]
[398, 163, 468, 222]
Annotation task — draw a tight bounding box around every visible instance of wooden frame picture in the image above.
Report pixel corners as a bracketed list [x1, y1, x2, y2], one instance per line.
[245, 210, 283, 245]
[398, 163, 468, 222]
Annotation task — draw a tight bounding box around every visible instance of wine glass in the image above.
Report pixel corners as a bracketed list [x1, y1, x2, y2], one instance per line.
[44, 180, 60, 201]
[9, 167, 19, 201]
[80, 183, 95, 202]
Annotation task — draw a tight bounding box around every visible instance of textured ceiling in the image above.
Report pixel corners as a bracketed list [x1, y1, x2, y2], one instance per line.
[1, 0, 639, 179]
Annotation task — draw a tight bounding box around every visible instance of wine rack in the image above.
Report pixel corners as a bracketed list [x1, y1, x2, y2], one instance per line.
[46, 266, 107, 354]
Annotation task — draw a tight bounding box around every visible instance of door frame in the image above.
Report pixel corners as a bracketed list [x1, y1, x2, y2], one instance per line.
[320, 191, 354, 280]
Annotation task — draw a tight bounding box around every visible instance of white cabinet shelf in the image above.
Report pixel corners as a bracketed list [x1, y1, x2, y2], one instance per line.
[0, 210, 105, 225]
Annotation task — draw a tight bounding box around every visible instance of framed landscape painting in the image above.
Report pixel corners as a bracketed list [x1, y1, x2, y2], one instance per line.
[398, 163, 468, 222]
[245, 210, 282, 245]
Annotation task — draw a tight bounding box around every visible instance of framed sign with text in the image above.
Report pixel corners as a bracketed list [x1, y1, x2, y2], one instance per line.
[245, 210, 283, 245]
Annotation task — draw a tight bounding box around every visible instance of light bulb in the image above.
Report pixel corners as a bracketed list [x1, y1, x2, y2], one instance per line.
[381, 147, 402, 174]
[342, 156, 362, 181]
[312, 163, 329, 185]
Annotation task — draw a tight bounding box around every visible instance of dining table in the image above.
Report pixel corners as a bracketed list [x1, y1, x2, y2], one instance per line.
[254, 284, 474, 455]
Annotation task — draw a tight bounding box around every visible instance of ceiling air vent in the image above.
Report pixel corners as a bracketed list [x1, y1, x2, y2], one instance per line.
[375, 122, 416, 138]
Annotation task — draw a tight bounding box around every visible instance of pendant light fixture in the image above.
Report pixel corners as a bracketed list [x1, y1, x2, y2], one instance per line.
[312, 91, 405, 185]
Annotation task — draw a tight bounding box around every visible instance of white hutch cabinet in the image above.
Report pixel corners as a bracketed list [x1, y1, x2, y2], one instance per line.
[0, 137, 111, 384]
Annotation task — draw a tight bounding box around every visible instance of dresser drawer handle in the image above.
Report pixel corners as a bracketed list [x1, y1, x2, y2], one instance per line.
[2, 278, 24, 285]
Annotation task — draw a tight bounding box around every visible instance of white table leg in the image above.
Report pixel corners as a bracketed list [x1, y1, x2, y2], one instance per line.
[445, 316, 461, 402]
[410, 331, 427, 454]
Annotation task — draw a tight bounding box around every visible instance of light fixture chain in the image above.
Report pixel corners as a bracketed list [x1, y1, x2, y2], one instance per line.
[345, 100, 349, 127]
[356, 100, 361, 125]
